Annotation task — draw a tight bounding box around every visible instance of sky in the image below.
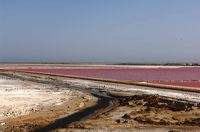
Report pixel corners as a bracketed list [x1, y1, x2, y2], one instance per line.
[0, 0, 200, 63]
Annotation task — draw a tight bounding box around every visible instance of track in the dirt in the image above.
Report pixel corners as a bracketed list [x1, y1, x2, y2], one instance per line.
[34, 92, 116, 132]
[0, 72, 117, 132]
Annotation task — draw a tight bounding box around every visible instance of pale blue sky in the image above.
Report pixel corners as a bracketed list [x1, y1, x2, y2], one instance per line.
[0, 0, 200, 63]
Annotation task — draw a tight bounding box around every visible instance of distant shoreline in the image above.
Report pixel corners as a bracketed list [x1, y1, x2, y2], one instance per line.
[0, 62, 199, 66]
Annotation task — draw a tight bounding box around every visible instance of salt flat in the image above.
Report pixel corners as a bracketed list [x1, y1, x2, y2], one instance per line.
[0, 78, 73, 120]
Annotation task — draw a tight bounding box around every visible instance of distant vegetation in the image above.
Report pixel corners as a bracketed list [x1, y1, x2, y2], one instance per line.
[115, 63, 200, 66]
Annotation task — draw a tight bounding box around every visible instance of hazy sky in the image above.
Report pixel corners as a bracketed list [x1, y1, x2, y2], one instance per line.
[0, 0, 200, 63]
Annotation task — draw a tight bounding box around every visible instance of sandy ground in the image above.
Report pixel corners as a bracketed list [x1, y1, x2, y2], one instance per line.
[53, 76, 200, 131]
[0, 71, 200, 131]
[0, 74, 97, 132]
[60, 78, 200, 103]
[67, 93, 200, 132]
[0, 78, 75, 121]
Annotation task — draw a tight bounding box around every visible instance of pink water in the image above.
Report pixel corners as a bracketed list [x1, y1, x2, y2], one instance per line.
[18, 67, 200, 81]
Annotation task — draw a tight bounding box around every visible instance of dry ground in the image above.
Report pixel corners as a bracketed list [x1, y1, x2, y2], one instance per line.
[0, 71, 200, 132]
[0, 74, 97, 132]
[67, 93, 200, 132]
